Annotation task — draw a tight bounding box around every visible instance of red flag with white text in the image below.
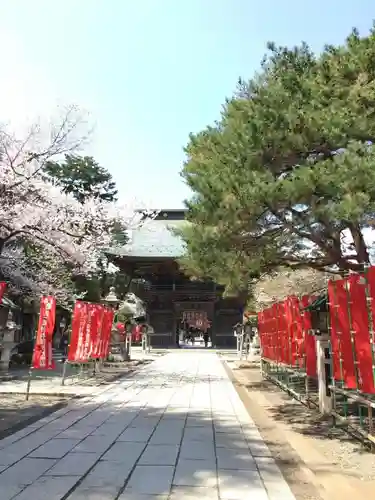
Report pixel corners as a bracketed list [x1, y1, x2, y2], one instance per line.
[68, 301, 90, 362]
[90, 304, 105, 359]
[100, 308, 114, 359]
[32, 296, 56, 370]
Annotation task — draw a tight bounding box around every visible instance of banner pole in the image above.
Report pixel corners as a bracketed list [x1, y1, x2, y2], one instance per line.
[25, 366, 33, 401]
[28, 295, 56, 399]
[61, 341, 70, 386]
[61, 360, 68, 386]
[26, 320, 38, 401]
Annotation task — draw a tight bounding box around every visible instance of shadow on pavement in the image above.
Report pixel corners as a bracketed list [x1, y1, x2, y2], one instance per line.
[0, 366, 297, 500]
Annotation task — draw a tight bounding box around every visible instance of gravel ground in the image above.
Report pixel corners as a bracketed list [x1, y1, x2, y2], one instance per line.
[0, 359, 150, 439]
[227, 359, 375, 499]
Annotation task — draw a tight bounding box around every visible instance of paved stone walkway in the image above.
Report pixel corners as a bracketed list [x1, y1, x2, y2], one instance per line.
[0, 351, 296, 499]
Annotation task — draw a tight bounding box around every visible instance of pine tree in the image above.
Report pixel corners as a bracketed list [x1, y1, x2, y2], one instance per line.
[180, 25, 375, 295]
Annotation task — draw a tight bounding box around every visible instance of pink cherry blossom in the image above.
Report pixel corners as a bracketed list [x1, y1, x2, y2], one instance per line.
[0, 107, 158, 304]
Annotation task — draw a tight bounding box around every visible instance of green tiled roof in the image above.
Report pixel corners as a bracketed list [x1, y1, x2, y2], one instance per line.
[302, 293, 328, 312]
[109, 218, 188, 258]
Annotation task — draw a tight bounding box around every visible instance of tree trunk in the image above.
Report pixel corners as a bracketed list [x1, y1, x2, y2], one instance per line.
[348, 222, 370, 265]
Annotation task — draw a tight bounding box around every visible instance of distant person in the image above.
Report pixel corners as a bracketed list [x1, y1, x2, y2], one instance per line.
[189, 327, 195, 345]
[175, 323, 180, 348]
[203, 330, 209, 348]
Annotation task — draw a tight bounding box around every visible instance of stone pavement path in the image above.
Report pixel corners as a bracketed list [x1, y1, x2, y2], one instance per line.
[0, 351, 296, 500]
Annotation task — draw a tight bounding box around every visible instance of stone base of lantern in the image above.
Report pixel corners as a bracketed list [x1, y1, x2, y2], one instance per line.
[109, 343, 127, 362]
[0, 330, 17, 371]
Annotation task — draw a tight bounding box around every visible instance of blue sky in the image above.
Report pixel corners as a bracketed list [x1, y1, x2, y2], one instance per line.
[0, 1, 374, 209]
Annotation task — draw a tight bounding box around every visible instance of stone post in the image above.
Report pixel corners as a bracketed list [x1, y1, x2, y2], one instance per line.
[125, 332, 132, 360]
[142, 332, 147, 353]
[316, 334, 332, 414]
[250, 333, 260, 356]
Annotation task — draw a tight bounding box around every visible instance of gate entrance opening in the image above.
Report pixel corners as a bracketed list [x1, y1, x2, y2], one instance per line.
[179, 310, 212, 348]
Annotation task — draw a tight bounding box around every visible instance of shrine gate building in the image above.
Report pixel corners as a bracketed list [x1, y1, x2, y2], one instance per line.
[107, 209, 244, 348]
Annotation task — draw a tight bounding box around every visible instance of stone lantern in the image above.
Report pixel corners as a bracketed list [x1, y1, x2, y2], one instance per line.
[103, 287, 120, 308]
[0, 310, 20, 371]
[102, 287, 124, 361]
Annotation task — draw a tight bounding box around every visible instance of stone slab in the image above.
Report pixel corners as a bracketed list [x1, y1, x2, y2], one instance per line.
[173, 459, 217, 488]
[101, 441, 145, 464]
[124, 465, 175, 495]
[44, 452, 100, 476]
[29, 438, 80, 458]
[170, 486, 219, 500]
[138, 444, 179, 465]
[218, 468, 267, 500]
[12, 475, 80, 500]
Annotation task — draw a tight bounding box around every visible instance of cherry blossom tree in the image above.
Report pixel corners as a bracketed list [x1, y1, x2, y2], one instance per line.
[253, 268, 328, 310]
[0, 106, 157, 305]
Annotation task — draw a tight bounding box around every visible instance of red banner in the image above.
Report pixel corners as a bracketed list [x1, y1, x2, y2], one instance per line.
[68, 301, 89, 362]
[32, 296, 56, 370]
[276, 301, 287, 364]
[348, 274, 375, 393]
[288, 297, 303, 368]
[258, 295, 316, 372]
[69, 301, 107, 362]
[328, 281, 341, 381]
[0, 282, 6, 303]
[301, 295, 317, 377]
[258, 310, 266, 357]
[366, 267, 375, 336]
[91, 304, 105, 359]
[268, 304, 280, 361]
[100, 308, 114, 359]
[328, 279, 356, 389]
[259, 307, 272, 360]
[132, 324, 141, 344]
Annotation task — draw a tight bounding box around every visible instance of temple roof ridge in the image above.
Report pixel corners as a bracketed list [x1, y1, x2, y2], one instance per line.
[108, 208, 188, 258]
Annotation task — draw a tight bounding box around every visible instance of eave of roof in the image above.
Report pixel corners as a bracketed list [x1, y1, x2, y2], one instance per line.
[1, 296, 19, 309]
